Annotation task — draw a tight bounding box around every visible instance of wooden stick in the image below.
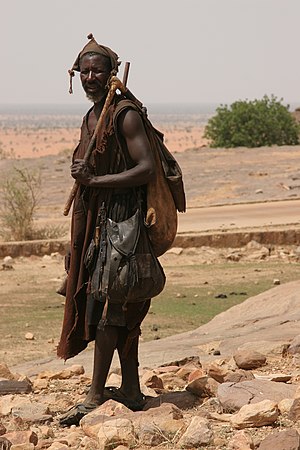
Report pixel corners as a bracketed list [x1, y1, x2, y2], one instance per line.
[63, 75, 128, 216]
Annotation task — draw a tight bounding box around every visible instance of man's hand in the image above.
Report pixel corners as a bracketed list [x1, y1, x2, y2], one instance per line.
[71, 159, 94, 185]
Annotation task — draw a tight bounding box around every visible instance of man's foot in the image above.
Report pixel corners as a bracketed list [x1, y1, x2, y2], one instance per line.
[58, 402, 98, 427]
[103, 386, 146, 411]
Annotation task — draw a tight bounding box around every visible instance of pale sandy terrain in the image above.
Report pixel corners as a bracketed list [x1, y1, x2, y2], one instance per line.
[0, 124, 208, 159]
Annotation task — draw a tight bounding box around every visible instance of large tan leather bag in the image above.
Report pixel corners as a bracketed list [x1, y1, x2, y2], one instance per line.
[113, 99, 186, 257]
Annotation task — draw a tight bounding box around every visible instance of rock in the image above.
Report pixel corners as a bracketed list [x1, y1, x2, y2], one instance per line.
[106, 372, 122, 387]
[233, 350, 266, 369]
[0, 422, 7, 436]
[166, 247, 183, 255]
[273, 279, 281, 285]
[254, 373, 292, 383]
[0, 396, 27, 416]
[159, 372, 186, 390]
[39, 426, 55, 439]
[14, 442, 34, 449]
[141, 371, 164, 390]
[154, 365, 181, 374]
[3, 256, 13, 263]
[258, 429, 300, 449]
[176, 364, 199, 381]
[288, 335, 300, 355]
[288, 398, 300, 421]
[79, 436, 99, 450]
[226, 253, 241, 262]
[33, 379, 48, 390]
[224, 370, 255, 383]
[24, 333, 34, 341]
[237, 340, 288, 357]
[1, 264, 14, 271]
[0, 364, 15, 380]
[246, 240, 262, 250]
[65, 431, 83, 447]
[11, 402, 52, 423]
[132, 403, 185, 446]
[2, 431, 38, 446]
[46, 443, 69, 450]
[255, 189, 263, 194]
[177, 417, 213, 448]
[186, 374, 219, 397]
[144, 391, 200, 410]
[218, 380, 296, 412]
[80, 400, 131, 439]
[0, 380, 32, 395]
[97, 418, 135, 449]
[187, 368, 206, 383]
[228, 430, 254, 449]
[278, 398, 294, 414]
[230, 400, 278, 429]
[207, 361, 231, 383]
[37, 365, 84, 380]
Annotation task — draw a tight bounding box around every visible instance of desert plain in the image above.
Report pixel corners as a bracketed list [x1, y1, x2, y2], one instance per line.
[1, 108, 300, 448]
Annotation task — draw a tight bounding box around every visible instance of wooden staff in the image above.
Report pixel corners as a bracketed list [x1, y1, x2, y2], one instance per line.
[63, 63, 130, 216]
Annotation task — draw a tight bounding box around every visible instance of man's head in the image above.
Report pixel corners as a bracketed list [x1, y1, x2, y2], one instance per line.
[79, 52, 111, 103]
[68, 34, 120, 100]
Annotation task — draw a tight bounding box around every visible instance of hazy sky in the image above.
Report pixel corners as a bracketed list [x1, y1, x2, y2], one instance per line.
[1, 0, 300, 106]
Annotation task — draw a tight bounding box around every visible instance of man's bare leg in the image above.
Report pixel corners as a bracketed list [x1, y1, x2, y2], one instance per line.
[85, 325, 118, 405]
[116, 327, 144, 403]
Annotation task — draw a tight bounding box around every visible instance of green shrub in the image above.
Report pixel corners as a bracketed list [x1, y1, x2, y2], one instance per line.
[0, 167, 67, 241]
[204, 95, 300, 148]
[0, 167, 41, 241]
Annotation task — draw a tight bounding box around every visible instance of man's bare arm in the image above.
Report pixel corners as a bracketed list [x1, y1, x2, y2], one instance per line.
[71, 109, 155, 187]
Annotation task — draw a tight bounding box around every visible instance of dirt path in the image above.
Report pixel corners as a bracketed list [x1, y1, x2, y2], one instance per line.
[178, 199, 300, 233]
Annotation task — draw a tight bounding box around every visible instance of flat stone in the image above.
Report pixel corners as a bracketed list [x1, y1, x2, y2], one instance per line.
[97, 418, 135, 449]
[11, 402, 52, 423]
[2, 431, 38, 446]
[144, 391, 200, 410]
[80, 400, 131, 440]
[0, 364, 15, 380]
[228, 430, 254, 449]
[218, 380, 297, 412]
[230, 400, 278, 429]
[233, 350, 266, 369]
[177, 417, 213, 448]
[258, 428, 300, 449]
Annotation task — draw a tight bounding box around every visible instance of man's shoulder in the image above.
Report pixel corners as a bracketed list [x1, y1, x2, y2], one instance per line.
[114, 97, 141, 117]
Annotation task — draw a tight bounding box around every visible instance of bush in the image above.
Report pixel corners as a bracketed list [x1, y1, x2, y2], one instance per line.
[204, 95, 300, 148]
[0, 167, 41, 241]
[0, 167, 67, 241]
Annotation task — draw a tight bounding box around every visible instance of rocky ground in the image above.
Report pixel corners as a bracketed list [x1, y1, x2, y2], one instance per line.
[2, 125, 300, 447]
[2, 342, 300, 449]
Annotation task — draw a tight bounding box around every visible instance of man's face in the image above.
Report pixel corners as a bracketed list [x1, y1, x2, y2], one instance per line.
[80, 54, 111, 103]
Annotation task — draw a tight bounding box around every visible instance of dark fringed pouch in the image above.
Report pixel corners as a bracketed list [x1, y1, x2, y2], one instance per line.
[84, 208, 165, 305]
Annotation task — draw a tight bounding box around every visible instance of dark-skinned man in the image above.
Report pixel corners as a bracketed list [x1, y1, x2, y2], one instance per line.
[57, 34, 156, 426]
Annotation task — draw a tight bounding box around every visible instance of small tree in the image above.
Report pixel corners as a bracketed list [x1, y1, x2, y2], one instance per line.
[0, 167, 41, 241]
[204, 95, 300, 148]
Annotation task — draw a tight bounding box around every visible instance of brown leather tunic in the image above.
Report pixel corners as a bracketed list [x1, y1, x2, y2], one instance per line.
[57, 97, 149, 360]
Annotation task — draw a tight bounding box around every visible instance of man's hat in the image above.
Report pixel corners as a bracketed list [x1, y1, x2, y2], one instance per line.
[68, 34, 120, 94]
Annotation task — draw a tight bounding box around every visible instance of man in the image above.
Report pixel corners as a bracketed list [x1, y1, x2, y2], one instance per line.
[58, 34, 156, 426]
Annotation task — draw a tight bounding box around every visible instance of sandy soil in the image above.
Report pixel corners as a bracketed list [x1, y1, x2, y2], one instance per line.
[0, 124, 208, 159]
[1, 118, 300, 367]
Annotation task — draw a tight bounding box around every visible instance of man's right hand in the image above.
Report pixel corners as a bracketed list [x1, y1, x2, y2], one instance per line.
[71, 159, 95, 185]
